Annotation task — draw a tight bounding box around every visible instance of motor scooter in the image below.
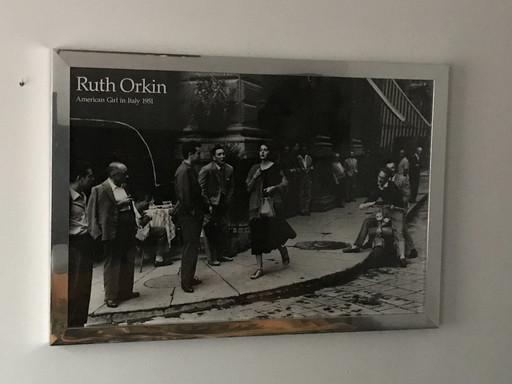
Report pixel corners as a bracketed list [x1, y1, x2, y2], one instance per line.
[359, 201, 400, 268]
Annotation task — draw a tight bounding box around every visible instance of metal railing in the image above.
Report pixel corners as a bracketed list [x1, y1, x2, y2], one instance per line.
[367, 79, 431, 155]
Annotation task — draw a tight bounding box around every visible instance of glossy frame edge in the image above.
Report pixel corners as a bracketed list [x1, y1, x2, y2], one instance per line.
[50, 49, 449, 345]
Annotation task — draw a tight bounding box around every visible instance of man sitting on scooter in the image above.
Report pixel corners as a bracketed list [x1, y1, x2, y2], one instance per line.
[343, 167, 407, 267]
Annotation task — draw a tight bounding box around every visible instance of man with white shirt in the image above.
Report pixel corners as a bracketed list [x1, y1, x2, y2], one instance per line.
[398, 149, 410, 177]
[386, 160, 418, 259]
[331, 153, 346, 208]
[68, 161, 95, 326]
[133, 194, 170, 268]
[344, 151, 358, 203]
[87, 162, 139, 308]
[297, 145, 314, 215]
[409, 146, 423, 203]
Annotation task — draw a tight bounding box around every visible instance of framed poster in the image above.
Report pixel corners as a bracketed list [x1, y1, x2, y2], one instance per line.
[51, 49, 448, 345]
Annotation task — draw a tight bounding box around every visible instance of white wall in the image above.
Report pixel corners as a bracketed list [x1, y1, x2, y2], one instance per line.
[1, 1, 511, 383]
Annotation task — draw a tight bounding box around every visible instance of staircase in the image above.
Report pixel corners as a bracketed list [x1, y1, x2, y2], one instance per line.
[367, 79, 431, 156]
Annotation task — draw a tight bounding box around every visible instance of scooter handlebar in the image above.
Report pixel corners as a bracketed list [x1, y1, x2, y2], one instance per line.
[360, 201, 405, 211]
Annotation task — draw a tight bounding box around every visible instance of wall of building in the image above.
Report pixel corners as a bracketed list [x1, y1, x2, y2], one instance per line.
[1, 1, 511, 383]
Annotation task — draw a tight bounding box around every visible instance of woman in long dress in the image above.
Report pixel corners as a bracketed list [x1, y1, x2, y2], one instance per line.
[246, 143, 296, 279]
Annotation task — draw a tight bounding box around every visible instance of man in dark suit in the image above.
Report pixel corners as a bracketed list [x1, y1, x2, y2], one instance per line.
[199, 144, 235, 266]
[87, 162, 139, 308]
[409, 146, 423, 203]
[175, 141, 208, 293]
[68, 161, 95, 326]
[280, 143, 300, 217]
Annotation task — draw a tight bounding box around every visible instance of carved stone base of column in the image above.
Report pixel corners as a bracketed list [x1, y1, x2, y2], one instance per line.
[177, 124, 271, 161]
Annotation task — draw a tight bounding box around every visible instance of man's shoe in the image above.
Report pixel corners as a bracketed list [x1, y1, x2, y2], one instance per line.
[105, 299, 118, 308]
[343, 246, 361, 253]
[208, 260, 221, 266]
[181, 284, 194, 293]
[407, 249, 418, 259]
[119, 292, 140, 301]
[399, 257, 407, 268]
[218, 256, 233, 262]
[154, 259, 172, 267]
[191, 276, 203, 285]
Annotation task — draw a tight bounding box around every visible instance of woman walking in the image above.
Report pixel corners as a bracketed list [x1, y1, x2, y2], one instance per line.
[246, 143, 296, 279]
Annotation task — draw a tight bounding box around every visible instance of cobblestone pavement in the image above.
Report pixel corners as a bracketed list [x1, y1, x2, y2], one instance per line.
[141, 200, 428, 325]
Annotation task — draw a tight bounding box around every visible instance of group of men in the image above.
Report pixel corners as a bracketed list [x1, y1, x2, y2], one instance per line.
[67, 142, 235, 326]
[67, 142, 423, 326]
[279, 144, 359, 217]
[343, 147, 424, 267]
[331, 151, 359, 207]
[69, 161, 143, 324]
[69, 161, 140, 325]
[174, 142, 235, 293]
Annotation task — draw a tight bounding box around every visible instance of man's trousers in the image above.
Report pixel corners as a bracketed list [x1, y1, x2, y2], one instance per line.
[103, 211, 136, 301]
[68, 233, 94, 326]
[178, 212, 203, 285]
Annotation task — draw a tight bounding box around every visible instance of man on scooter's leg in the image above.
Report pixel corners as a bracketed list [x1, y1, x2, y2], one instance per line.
[343, 217, 377, 253]
[343, 167, 407, 267]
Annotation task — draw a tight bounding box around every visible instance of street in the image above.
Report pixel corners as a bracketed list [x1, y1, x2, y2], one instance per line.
[137, 199, 428, 325]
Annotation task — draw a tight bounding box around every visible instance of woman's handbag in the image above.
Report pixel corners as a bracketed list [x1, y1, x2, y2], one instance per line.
[259, 197, 276, 218]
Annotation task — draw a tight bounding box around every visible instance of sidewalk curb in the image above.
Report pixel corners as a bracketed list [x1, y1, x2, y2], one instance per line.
[88, 255, 371, 326]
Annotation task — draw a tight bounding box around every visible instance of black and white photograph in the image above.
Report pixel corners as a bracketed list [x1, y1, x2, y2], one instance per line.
[7, 1, 512, 382]
[51, 50, 448, 344]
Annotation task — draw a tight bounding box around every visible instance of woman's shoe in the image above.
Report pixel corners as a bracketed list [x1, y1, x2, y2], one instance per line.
[250, 269, 264, 279]
[280, 246, 290, 265]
